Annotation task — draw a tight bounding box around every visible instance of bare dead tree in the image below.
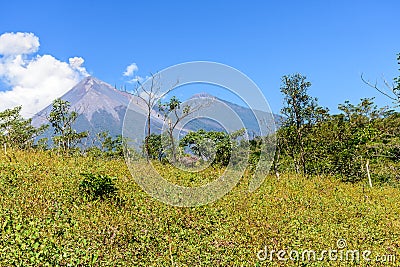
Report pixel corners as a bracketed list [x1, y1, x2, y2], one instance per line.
[134, 73, 178, 161]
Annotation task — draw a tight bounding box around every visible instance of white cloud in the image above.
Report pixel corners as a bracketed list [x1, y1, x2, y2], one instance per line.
[0, 32, 89, 117]
[0, 32, 39, 55]
[123, 62, 138, 77]
[69, 56, 89, 76]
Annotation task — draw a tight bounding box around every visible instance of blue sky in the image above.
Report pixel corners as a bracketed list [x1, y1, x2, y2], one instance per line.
[0, 0, 399, 116]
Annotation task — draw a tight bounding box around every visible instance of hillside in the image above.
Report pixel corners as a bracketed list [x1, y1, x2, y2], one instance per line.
[0, 150, 399, 265]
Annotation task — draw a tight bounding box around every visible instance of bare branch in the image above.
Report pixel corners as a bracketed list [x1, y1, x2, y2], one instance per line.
[133, 72, 180, 160]
[361, 73, 398, 101]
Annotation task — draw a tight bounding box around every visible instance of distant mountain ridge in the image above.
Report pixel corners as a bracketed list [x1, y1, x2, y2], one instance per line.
[32, 76, 279, 145]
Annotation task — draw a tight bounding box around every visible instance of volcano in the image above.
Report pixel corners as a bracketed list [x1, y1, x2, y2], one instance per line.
[32, 76, 279, 146]
[32, 76, 164, 141]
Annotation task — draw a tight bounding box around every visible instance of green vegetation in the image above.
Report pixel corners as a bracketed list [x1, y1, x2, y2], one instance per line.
[0, 106, 47, 152]
[86, 131, 124, 159]
[179, 129, 244, 167]
[0, 54, 399, 265]
[79, 173, 118, 201]
[278, 73, 329, 176]
[157, 95, 204, 162]
[276, 96, 400, 182]
[1, 150, 399, 266]
[48, 98, 88, 153]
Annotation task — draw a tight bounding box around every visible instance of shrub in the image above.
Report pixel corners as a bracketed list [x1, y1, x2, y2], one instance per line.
[79, 173, 118, 200]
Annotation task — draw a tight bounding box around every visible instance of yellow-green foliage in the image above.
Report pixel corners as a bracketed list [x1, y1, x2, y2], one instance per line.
[0, 150, 399, 266]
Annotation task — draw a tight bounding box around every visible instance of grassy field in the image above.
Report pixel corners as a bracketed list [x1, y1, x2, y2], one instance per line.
[0, 150, 399, 266]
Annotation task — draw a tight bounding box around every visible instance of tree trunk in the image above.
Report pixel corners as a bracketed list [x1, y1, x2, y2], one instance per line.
[169, 130, 176, 163]
[297, 128, 306, 176]
[145, 113, 151, 162]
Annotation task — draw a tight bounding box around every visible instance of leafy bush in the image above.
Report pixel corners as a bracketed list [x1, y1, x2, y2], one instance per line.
[145, 133, 162, 159]
[79, 173, 118, 200]
[179, 129, 232, 166]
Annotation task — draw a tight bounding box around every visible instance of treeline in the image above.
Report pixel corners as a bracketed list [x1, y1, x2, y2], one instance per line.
[272, 53, 399, 184]
[0, 99, 124, 158]
[274, 54, 400, 186]
[274, 74, 399, 184]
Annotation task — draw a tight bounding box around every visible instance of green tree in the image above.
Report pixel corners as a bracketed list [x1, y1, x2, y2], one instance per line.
[0, 106, 47, 152]
[158, 96, 205, 162]
[95, 131, 124, 158]
[279, 73, 328, 175]
[145, 133, 162, 160]
[179, 129, 230, 166]
[48, 98, 88, 153]
[373, 112, 400, 162]
[303, 98, 394, 182]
